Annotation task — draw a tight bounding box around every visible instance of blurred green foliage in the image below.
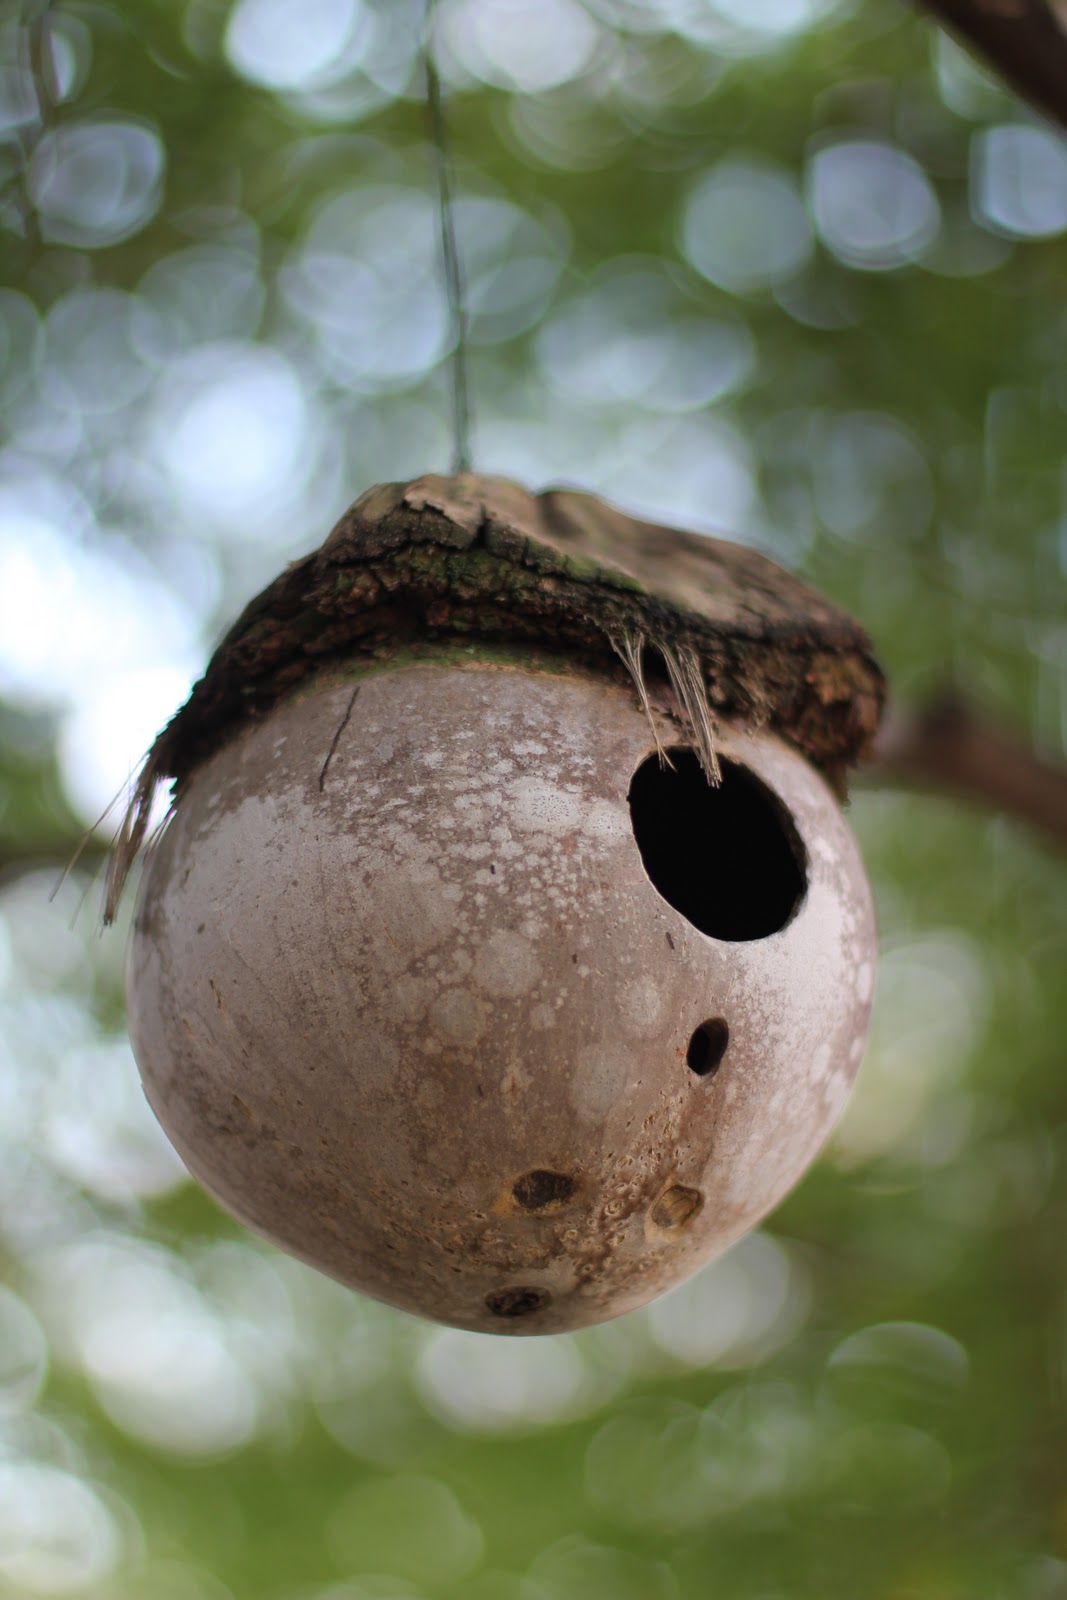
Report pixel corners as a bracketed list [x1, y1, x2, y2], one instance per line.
[1, 1, 1066, 1597]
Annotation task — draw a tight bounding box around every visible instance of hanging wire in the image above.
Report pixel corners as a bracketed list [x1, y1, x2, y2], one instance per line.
[422, 0, 474, 474]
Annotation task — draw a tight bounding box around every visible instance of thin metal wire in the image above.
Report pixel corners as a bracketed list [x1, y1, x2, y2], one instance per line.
[422, 0, 474, 474]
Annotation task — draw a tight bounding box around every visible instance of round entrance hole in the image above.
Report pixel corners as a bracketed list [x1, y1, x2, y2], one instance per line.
[628, 750, 806, 941]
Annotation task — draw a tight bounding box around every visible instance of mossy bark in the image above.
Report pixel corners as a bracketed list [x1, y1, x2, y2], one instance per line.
[105, 473, 885, 921]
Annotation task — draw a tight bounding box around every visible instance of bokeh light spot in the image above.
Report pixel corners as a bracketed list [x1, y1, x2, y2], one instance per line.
[154, 343, 310, 522]
[29, 119, 165, 249]
[972, 123, 1067, 239]
[536, 266, 754, 411]
[416, 1329, 616, 1434]
[681, 159, 812, 294]
[139, 242, 265, 349]
[646, 1232, 808, 1369]
[44, 289, 157, 416]
[44, 1039, 189, 1203]
[39, 1236, 257, 1457]
[225, 0, 368, 91]
[0, 1462, 120, 1596]
[443, 0, 601, 93]
[809, 140, 940, 270]
[284, 186, 446, 388]
[827, 1320, 969, 1413]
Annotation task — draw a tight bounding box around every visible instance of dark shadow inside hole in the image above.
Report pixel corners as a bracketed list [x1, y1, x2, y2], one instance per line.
[485, 1286, 550, 1318]
[687, 1017, 729, 1077]
[628, 750, 807, 941]
[512, 1170, 577, 1210]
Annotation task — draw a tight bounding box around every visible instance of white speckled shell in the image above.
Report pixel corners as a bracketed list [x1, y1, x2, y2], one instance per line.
[128, 662, 875, 1333]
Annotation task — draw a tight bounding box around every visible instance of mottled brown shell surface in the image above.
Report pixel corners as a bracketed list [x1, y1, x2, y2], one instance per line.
[128, 660, 875, 1334]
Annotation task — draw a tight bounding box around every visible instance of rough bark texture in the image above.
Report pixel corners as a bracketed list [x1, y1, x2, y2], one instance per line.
[106, 474, 884, 921]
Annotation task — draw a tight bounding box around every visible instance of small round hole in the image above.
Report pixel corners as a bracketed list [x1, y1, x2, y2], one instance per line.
[485, 1286, 550, 1318]
[687, 1018, 729, 1078]
[512, 1170, 577, 1210]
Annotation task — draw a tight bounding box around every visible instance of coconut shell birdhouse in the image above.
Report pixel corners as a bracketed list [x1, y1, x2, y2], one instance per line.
[113, 473, 884, 1334]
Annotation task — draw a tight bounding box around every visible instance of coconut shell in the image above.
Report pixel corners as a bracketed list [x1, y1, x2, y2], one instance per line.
[128, 661, 877, 1334]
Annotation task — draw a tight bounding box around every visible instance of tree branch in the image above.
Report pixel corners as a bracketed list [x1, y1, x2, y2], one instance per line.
[866, 690, 1067, 849]
[916, 0, 1067, 135]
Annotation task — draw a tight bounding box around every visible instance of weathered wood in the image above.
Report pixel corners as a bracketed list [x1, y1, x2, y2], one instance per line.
[105, 474, 885, 921]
